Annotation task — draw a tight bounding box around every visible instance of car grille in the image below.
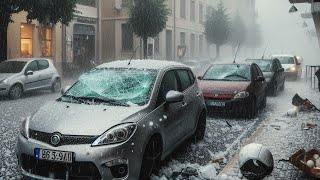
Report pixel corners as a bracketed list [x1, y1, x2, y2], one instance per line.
[21, 154, 101, 179]
[29, 130, 97, 146]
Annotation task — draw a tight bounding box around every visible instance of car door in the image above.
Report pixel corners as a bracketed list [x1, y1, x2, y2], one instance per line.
[275, 59, 285, 84]
[37, 60, 52, 88]
[24, 61, 40, 90]
[175, 69, 197, 134]
[271, 60, 280, 87]
[251, 65, 266, 105]
[156, 70, 187, 149]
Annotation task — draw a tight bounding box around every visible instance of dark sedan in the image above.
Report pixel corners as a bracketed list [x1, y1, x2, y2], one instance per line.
[198, 63, 267, 119]
[246, 58, 285, 96]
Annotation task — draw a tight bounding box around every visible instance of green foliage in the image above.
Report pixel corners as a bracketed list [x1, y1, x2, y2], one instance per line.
[128, 0, 169, 39]
[230, 13, 247, 47]
[205, 1, 230, 46]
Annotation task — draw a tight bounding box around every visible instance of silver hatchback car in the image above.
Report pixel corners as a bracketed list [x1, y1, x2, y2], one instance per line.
[16, 60, 206, 179]
[0, 58, 61, 99]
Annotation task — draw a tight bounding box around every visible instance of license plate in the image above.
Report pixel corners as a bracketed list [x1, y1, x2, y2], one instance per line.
[207, 101, 226, 107]
[34, 148, 73, 163]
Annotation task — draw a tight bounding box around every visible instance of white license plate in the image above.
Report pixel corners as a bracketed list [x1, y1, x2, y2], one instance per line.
[207, 101, 226, 107]
[34, 148, 73, 163]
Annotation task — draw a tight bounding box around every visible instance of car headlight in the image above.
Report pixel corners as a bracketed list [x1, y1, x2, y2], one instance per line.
[234, 91, 250, 99]
[92, 123, 137, 146]
[20, 117, 30, 139]
[0, 78, 8, 84]
[290, 67, 296, 72]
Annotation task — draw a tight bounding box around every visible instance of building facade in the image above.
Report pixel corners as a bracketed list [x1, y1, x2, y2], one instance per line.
[100, 0, 216, 62]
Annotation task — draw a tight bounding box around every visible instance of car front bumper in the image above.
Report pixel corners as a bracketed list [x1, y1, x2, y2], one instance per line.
[285, 71, 298, 78]
[16, 133, 143, 180]
[205, 97, 251, 116]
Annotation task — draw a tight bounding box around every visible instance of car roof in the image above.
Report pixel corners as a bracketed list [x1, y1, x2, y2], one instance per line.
[6, 58, 50, 62]
[246, 58, 273, 61]
[97, 59, 188, 70]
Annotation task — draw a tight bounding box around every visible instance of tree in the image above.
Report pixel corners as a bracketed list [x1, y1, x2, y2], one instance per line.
[230, 13, 247, 55]
[128, 0, 169, 59]
[0, 0, 78, 61]
[205, 1, 230, 59]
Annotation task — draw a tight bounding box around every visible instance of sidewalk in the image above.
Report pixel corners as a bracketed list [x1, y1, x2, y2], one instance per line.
[219, 82, 320, 180]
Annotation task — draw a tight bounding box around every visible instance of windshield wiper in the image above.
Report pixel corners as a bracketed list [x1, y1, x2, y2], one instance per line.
[58, 95, 88, 104]
[224, 74, 250, 80]
[78, 96, 130, 107]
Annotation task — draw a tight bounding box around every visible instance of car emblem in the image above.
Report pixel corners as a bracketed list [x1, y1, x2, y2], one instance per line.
[51, 133, 61, 146]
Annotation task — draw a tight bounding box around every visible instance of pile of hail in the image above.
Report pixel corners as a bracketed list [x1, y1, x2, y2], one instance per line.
[306, 154, 320, 168]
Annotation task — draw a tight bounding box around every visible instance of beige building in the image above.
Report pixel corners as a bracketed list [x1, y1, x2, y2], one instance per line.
[100, 0, 216, 62]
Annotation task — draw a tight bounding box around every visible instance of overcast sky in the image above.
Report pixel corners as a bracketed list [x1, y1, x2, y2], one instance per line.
[256, 0, 320, 64]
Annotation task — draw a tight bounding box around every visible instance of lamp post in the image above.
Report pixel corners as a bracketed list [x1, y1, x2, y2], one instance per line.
[173, 0, 176, 61]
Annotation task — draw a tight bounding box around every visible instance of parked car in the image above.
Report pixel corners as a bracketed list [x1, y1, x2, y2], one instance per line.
[16, 60, 207, 179]
[0, 58, 61, 99]
[181, 59, 212, 76]
[246, 58, 285, 96]
[271, 54, 302, 80]
[198, 63, 267, 118]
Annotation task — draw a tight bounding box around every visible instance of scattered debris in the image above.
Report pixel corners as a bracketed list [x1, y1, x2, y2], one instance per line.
[301, 123, 317, 130]
[292, 94, 320, 112]
[270, 124, 281, 130]
[288, 149, 320, 178]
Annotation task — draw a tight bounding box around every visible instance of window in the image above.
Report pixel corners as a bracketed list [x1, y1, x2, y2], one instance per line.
[177, 70, 192, 91]
[180, 32, 186, 45]
[154, 36, 160, 55]
[157, 71, 179, 105]
[78, 0, 96, 7]
[41, 27, 52, 57]
[188, 70, 195, 84]
[20, 24, 33, 57]
[190, 0, 195, 21]
[199, 3, 203, 23]
[190, 34, 195, 56]
[38, 60, 49, 70]
[180, 0, 186, 18]
[26, 61, 39, 72]
[121, 24, 133, 51]
[199, 35, 203, 54]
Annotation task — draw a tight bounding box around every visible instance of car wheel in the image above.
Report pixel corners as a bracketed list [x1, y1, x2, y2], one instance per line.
[192, 111, 206, 143]
[51, 79, 61, 93]
[139, 136, 162, 180]
[9, 84, 23, 100]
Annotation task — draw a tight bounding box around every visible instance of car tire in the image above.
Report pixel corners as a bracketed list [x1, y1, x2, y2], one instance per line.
[139, 136, 162, 180]
[51, 79, 61, 93]
[246, 97, 256, 119]
[192, 111, 207, 143]
[9, 84, 23, 100]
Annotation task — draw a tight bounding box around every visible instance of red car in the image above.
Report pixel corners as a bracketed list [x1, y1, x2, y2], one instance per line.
[198, 63, 267, 118]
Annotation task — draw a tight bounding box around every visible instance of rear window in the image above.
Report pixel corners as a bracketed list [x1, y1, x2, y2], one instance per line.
[176, 70, 192, 91]
[247, 59, 272, 72]
[38, 60, 49, 70]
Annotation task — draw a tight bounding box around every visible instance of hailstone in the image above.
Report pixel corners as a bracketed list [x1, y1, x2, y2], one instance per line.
[313, 154, 319, 160]
[307, 160, 315, 168]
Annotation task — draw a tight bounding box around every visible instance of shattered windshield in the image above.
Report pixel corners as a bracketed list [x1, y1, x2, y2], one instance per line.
[203, 64, 251, 81]
[61, 68, 158, 106]
[0, 61, 26, 73]
[247, 59, 272, 72]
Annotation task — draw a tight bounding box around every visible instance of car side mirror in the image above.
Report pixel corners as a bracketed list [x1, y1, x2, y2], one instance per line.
[255, 76, 265, 82]
[61, 86, 71, 95]
[25, 70, 33, 76]
[166, 91, 184, 104]
[197, 76, 203, 80]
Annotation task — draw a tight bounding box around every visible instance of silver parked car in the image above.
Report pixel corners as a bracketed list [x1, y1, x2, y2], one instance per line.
[0, 58, 61, 99]
[16, 60, 207, 179]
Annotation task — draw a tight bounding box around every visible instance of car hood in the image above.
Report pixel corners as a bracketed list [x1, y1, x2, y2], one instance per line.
[199, 80, 250, 94]
[29, 101, 147, 136]
[282, 64, 294, 69]
[0, 73, 16, 81]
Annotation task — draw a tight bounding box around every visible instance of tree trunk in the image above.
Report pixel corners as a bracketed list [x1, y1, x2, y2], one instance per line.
[0, 24, 8, 62]
[215, 45, 220, 59]
[143, 37, 148, 59]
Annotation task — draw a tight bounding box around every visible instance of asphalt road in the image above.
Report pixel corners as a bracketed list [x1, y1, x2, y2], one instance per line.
[0, 81, 302, 178]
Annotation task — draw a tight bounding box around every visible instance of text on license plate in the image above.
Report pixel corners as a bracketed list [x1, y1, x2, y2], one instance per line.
[207, 101, 226, 107]
[34, 148, 73, 163]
